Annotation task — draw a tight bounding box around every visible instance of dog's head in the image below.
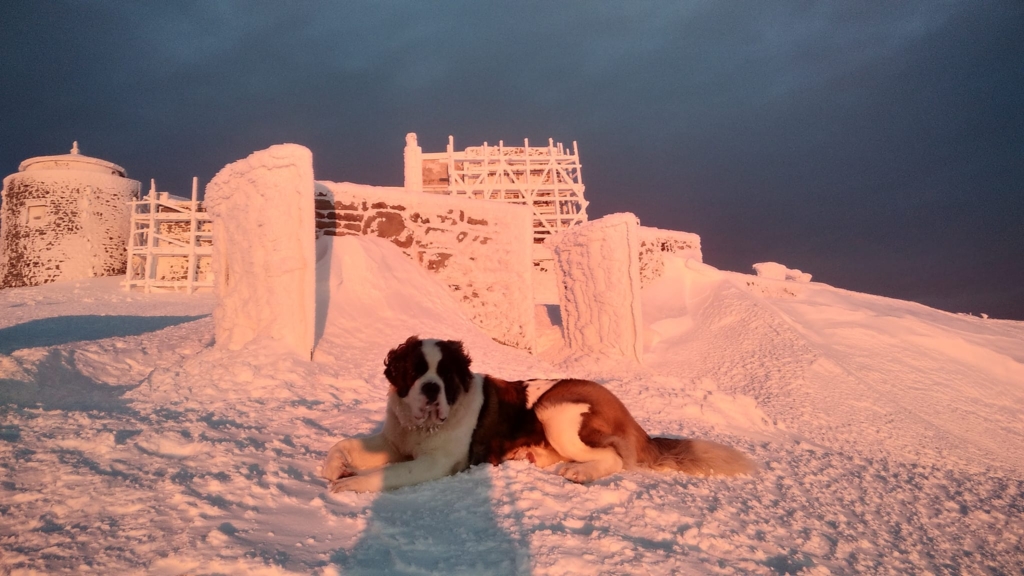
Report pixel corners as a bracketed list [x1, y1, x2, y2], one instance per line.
[384, 336, 474, 428]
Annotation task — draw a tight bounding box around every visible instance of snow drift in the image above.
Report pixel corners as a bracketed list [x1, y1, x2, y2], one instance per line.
[314, 180, 536, 351]
[753, 261, 811, 282]
[311, 234, 530, 366]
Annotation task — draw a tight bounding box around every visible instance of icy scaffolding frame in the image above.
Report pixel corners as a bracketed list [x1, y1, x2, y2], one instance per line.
[123, 177, 213, 293]
[407, 134, 589, 249]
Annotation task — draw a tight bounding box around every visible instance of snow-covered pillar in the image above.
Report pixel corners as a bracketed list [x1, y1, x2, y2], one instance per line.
[205, 144, 316, 359]
[554, 213, 644, 363]
[404, 132, 423, 193]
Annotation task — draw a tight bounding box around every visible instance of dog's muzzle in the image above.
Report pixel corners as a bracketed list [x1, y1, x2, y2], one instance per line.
[418, 380, 448, 423]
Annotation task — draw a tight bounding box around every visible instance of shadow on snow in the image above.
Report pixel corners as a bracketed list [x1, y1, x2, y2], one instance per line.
[0, 349, 137, 413]
[0, 314, 208, 354]
[329, 465, 528, 575]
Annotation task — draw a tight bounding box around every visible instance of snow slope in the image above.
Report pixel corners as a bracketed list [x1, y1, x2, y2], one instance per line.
[1, 239, 1022, 575]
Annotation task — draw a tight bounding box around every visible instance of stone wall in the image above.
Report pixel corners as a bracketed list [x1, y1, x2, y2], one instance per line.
[315, 181, 536, 350]
[0, 171, 138, 288]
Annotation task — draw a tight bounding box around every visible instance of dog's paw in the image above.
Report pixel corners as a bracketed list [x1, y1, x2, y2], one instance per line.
[322, 448, 357, 481]
[558, 462, 603, 484]
[329, 474, 381, 493]
[504, 445, 564, 468]
[328, 477, 354, 493]
[529, 446, 565, 468]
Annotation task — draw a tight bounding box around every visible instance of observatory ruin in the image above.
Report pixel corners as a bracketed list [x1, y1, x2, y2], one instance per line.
[402, 133, 589, 301]
[403, 133, 589, 241]
[0, 142, 139, 288]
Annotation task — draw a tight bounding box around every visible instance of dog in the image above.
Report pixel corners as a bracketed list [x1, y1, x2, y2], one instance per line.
[321, 336, 755, 492]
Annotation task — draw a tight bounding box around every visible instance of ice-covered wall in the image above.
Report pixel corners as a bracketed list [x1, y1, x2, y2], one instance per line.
[315, 181, 536, 350]
[205, 145, 316, 358]
[0, 170, 138, 288]
[638, 226, 702, 287]
[554, 213, 644, 363]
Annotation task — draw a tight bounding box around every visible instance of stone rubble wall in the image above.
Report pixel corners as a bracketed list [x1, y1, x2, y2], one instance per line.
[638, 226, 703, 287]
[0, 171, 138, 288]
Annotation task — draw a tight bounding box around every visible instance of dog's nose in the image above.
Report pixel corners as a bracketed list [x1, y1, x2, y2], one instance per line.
[421, 381, 440, 403]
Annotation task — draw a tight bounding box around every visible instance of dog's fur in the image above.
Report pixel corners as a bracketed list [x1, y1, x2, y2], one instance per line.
[322, 336, 755, 492]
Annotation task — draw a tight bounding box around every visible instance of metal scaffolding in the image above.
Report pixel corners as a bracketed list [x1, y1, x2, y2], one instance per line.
[123, 177, 213, 293]
[409, 134, 589, 247]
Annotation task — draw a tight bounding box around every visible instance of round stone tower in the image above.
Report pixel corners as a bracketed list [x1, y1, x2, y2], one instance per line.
[0, 142, 140, 288]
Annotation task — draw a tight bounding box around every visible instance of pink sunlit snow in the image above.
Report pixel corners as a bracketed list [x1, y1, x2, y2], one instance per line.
[1, 233, 1021, 574]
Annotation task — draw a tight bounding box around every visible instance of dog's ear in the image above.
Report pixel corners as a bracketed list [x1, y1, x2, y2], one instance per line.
[438, 339, 474, 393]
[384, 335, 420, 387]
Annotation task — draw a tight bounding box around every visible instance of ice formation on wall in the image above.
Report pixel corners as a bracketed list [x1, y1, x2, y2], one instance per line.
[554, 212, 644, 363]
[0, 143, 139, 288]
[753, 262, 812, 283]
[204, 145, 316, 358]
[638, 226, 702, 287]
[315, 180, 536, 350]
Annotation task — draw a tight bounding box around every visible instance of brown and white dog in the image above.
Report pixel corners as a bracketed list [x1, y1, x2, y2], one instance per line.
[322, 336, 755, 492]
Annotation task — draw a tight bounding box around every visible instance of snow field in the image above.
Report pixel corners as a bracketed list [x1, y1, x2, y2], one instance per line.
[1, 236, 1022, 574]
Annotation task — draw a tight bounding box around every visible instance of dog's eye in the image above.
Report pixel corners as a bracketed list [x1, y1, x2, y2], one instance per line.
[413, 356, 428, 378]
[436, 357, 464, 405]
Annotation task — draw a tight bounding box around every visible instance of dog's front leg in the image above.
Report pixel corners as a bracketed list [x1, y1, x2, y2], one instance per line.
[329, 455, 457, 493]
[321, 434, 400, 481]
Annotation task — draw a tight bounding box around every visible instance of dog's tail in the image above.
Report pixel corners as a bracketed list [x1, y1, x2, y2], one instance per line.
[638, 436, 757, 476]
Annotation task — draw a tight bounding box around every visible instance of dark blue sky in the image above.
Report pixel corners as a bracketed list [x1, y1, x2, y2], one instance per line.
[3, 2, 1022, 319]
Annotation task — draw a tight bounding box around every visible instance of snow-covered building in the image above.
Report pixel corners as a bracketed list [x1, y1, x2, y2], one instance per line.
[0, 142, 139, 288]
